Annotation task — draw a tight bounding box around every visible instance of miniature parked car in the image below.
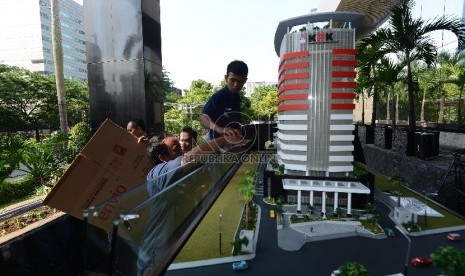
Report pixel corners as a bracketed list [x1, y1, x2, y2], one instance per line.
[384, 227, 395, 237]
[410, 256, 432, 267]
[232, 260, 248, 271]
[270, 210, 275, 219]
[447, 233, 461, 241]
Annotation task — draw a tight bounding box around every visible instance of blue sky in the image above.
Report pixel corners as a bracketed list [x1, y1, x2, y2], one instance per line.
[160, 0, 464, 90]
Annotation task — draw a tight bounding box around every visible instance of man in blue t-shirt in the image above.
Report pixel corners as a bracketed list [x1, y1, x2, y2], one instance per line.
[200, 60, 248, 141]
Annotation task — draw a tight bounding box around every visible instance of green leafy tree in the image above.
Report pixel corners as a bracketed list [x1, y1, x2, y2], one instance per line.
[0, 65, 89, 136]
[162, 67, 175, 95]
[180, 80, 214, 104]
[65, 79, 89, 126]
[336, 262, 369, 276]
[0, 66, 56, 139]
[359, 0, 465, 132]
[240, 91, 254, 124]
[67, 122, 92, 162]
[431, 246, 465, 276]
[164, 108, 184, 135]
[175, 79, 213, 131]
[250, 85, 278, 121]
[165, 91, 182, 103]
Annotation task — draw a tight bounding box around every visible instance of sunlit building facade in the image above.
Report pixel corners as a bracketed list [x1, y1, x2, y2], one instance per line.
[0, 0, 87, 81]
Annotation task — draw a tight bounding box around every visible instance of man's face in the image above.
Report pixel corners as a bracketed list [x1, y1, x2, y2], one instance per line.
[225, 72, 247, 94]
[163, 136, 182, 159]
[127, 122, 144, 138]
[179, 132, 193, 153]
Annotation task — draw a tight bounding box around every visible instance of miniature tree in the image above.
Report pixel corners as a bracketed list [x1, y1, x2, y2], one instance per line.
[275, 196, 285, 224]
[231, 236, 249, 255]
[389, 173, 407, 207]
[336, 207, 344, 219]
[239, 171, 257, 229]
[336, 262, 369, 276]
[307, 203, 314, 214]
[431, 246, 465, 275]
[364, 203, 376, 215]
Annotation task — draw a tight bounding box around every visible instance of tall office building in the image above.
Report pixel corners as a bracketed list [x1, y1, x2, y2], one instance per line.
[0, 0, 87, 81]
[245, 81, 278, 98]
[274, 12, 370, 215]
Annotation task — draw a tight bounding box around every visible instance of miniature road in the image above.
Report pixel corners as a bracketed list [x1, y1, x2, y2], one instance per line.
[166, 196, 465, 276]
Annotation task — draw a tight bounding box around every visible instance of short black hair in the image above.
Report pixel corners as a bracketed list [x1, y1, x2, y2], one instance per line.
[226, 60, 248, 77]
[128, 118, 146, 132]
[147, 134, 169, 165]
[181, 126, 198, 141]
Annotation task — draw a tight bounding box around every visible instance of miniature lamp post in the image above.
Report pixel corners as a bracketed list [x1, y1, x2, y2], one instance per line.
[219, 213, 223, 255]
[396, 225, 411, 276]
[422, 191, 438, 228]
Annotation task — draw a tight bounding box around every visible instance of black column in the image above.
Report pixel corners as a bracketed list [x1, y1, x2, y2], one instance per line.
[84, 0, 163, 135]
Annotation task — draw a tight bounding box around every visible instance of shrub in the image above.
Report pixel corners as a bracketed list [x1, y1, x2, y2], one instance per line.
[67, 122, 91, 161]
[431, 246, 465, 275]
[231, 236, 249, 255]
[0, 176, 40, 205]
[336, 262, 368, 276]
[0, 135, 24, 182]
[353, 162, 367, 178]
[402, 221, 422, 232]
[20, 134, 69, 186]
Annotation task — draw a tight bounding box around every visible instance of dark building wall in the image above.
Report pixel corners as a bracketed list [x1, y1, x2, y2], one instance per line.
[84, 0, 163, 135]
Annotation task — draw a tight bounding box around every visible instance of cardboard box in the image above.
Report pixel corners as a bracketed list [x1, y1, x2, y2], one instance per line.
[44, 119, 153, 231]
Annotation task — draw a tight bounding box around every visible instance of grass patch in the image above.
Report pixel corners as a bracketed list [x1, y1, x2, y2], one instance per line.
[173, 153, 259, 262]
[360, 220, 383, 234]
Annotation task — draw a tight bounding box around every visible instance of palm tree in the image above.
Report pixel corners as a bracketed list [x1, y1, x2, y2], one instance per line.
[376, 57, 404, 128]
[356, 39, 388, 126]
[441, 52, 465, 125]
[239, 170, 258, 229]
[359, 0, 465, 132]
[275, 196, 285, 224]
[417, 64, 441, 124]
[51, 0, 69, 135]
[390, 173, 407, 207]
[239, 183, 256, 229]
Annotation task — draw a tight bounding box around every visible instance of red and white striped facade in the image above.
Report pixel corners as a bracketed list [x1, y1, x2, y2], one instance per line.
[277, 27, 357, 177]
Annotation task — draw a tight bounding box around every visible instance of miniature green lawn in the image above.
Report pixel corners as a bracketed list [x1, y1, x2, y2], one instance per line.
[173, 154, 259, 263]
[357, 162, 465, 230]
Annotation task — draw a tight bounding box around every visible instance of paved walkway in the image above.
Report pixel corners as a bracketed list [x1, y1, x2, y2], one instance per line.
[277, 209, 380, 251]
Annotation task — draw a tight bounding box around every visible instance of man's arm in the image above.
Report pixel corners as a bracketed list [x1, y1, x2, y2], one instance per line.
[181, 135, 248, 170]
[199, 113, 241, 138]
[199, 113, 217, 133]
